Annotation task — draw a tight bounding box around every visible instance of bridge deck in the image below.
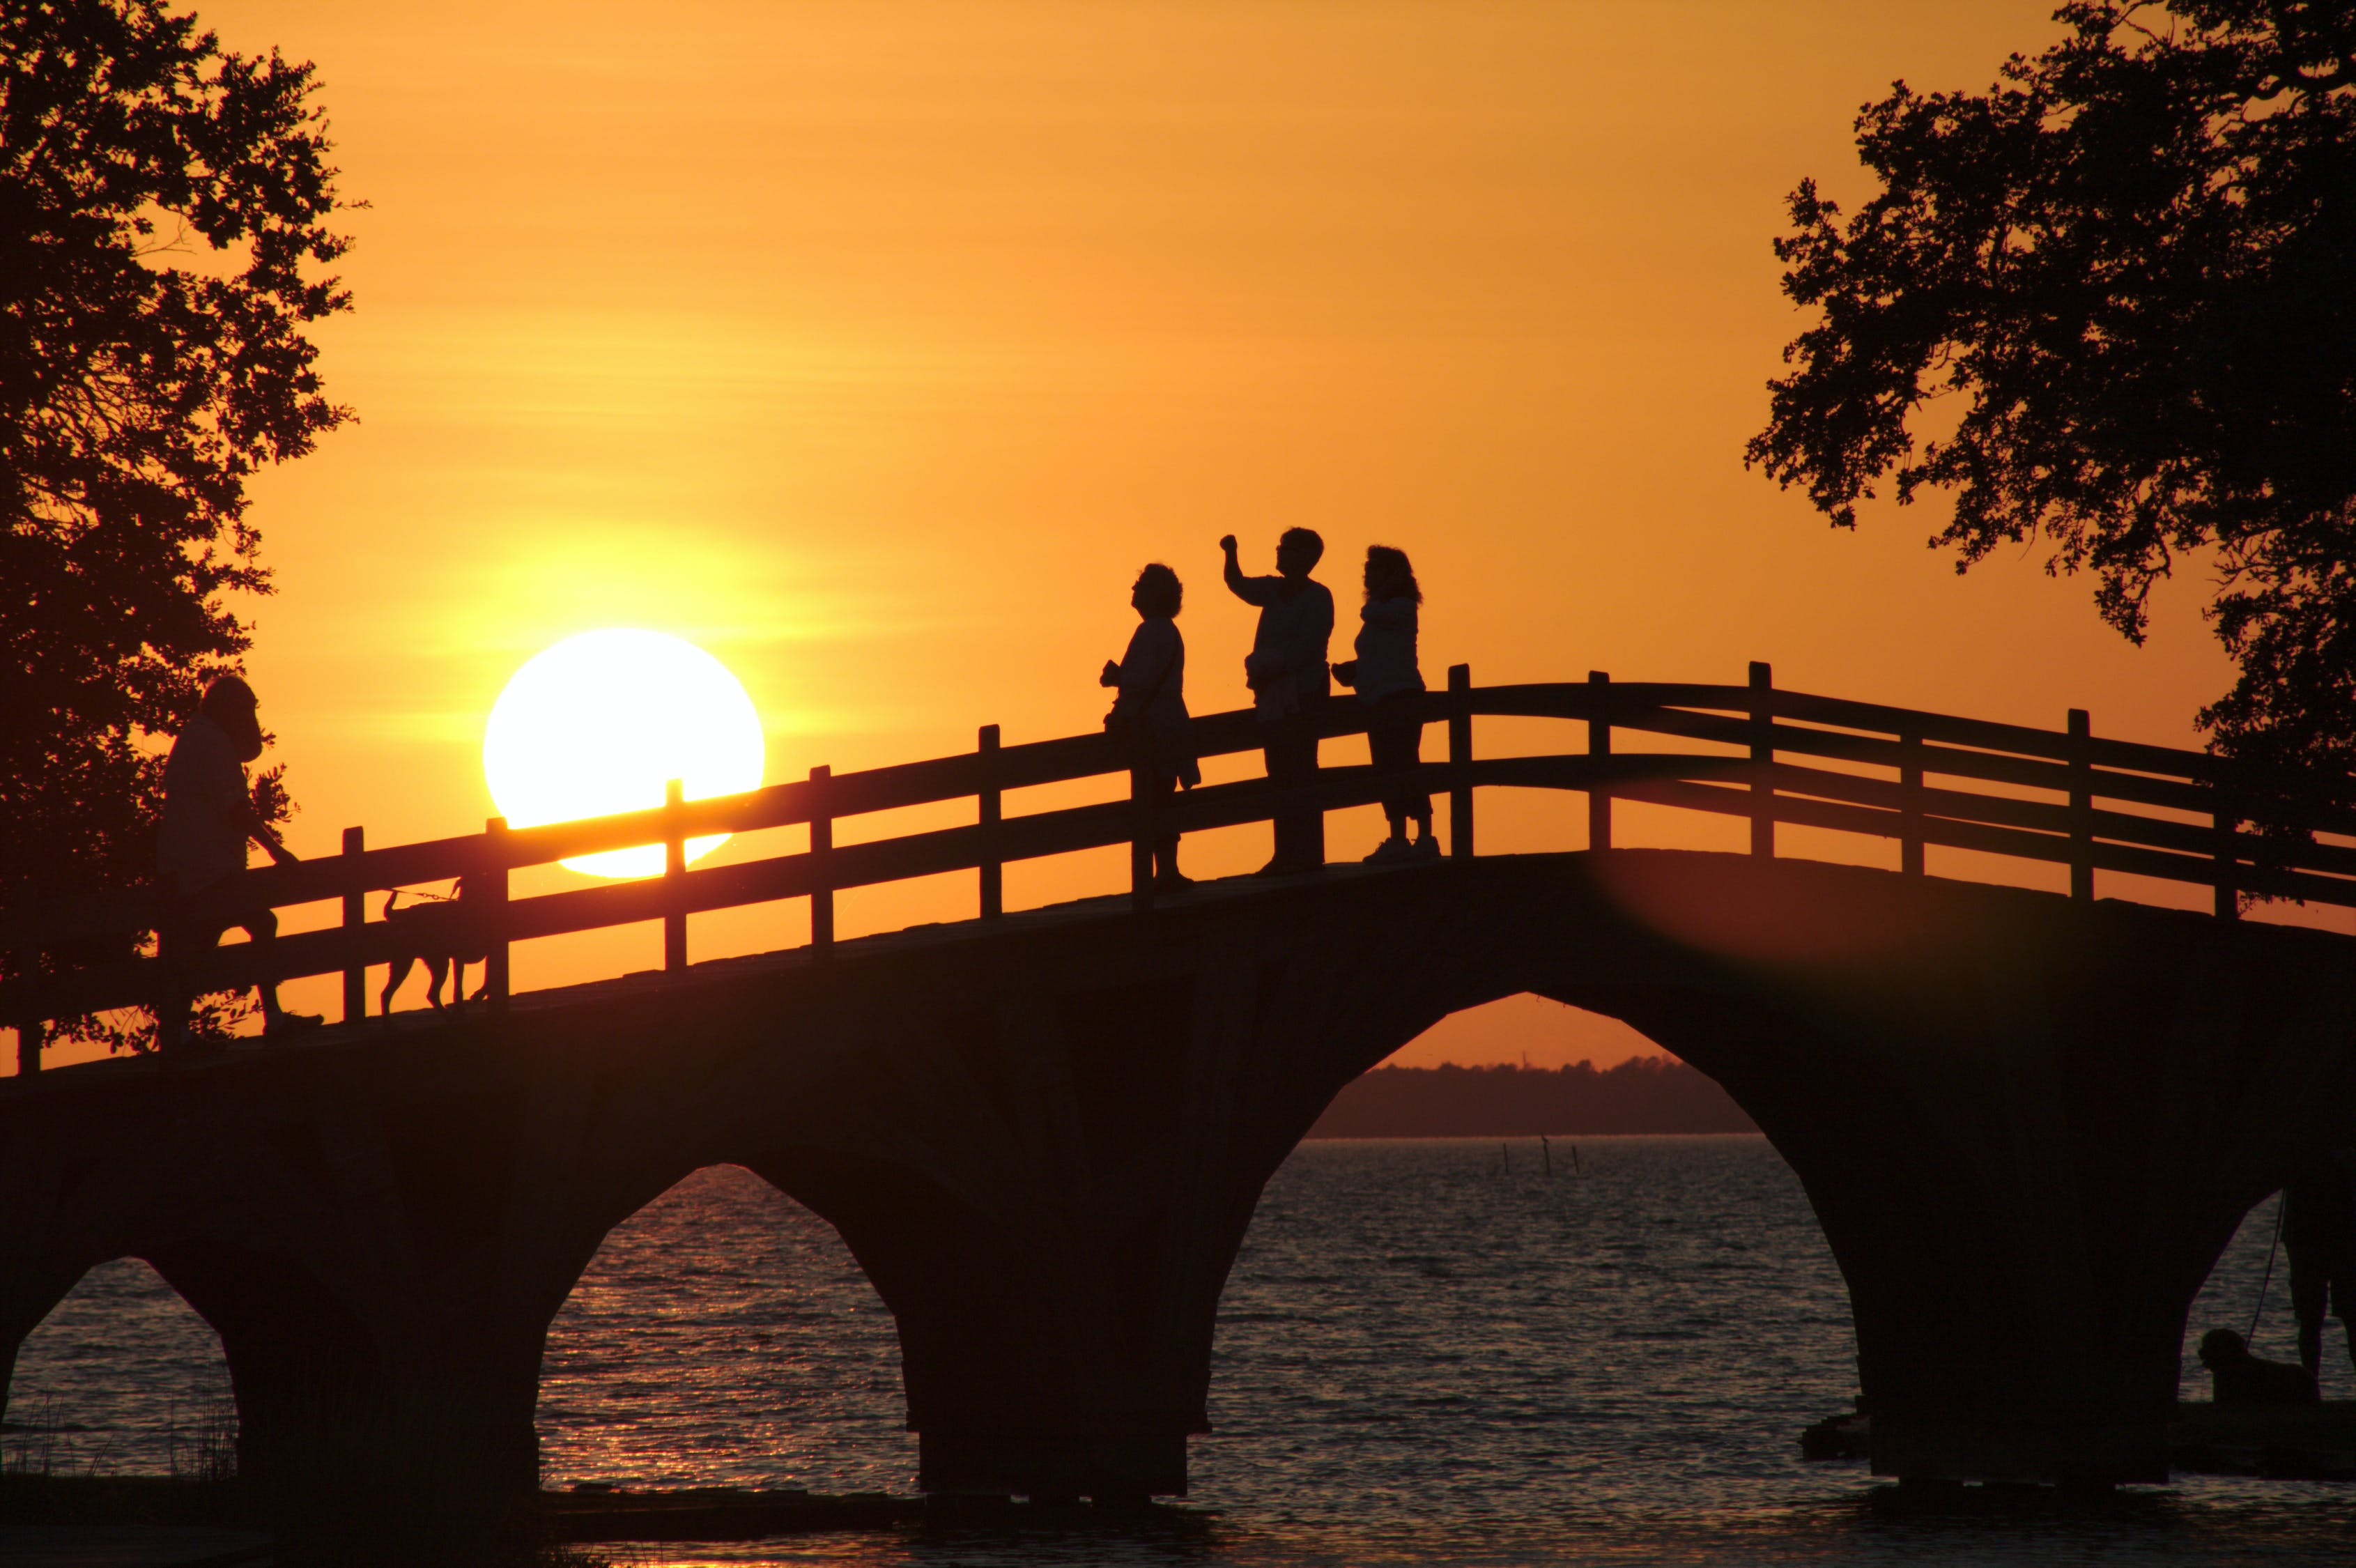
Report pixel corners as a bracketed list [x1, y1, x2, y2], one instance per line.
[0, 860, 1408, 1102]
[15, 668, 2356, 1076]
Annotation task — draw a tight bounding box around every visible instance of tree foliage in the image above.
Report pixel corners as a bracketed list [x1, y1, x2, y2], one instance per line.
[1747, 1, 2355, 776]
[1, 0, 349, 1031]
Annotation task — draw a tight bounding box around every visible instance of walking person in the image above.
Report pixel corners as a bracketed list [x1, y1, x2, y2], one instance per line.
[1102, 563, 1201, 891]
[2286, 1151, 2356, 1380]
[1220, 528, 1334, 875]
[1333, 545, 1436, 862]
[156, 675, 321, 1052]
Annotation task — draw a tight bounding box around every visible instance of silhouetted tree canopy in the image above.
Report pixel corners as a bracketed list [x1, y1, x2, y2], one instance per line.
[1747, 1, 2355, 776]
[1, 0, 348, 1029]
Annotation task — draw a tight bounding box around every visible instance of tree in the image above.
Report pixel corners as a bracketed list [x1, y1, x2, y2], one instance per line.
[1, 0, 351, 1040]
[1746, 1, 2355, 778]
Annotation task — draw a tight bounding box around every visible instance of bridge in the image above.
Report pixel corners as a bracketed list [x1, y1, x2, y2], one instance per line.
[6, 664, 2356, 1549]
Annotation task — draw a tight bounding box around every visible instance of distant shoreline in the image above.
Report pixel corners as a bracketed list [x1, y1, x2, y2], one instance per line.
[1303, 1059, 1757, 1139]
[1302, 1131, 1764, 1141]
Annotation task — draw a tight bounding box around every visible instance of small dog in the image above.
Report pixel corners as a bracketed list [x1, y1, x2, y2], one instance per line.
[2198, 1328, 2318, 1406]
[380, 882, 490, 1019]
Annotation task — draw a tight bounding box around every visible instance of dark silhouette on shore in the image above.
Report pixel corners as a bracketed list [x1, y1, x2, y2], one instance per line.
[1101, 563, 1201, 891]
[1334, 544, 1435, 863]
[156, 677, 320, 1050]
[2197, 1329, 2318, 1406]
[1222, 528, 1334, 875]
[1305, 1058, 1757, 1139]
[2286, 1153, 2356, 1378]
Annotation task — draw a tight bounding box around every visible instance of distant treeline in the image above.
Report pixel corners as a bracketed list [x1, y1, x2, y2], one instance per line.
[1305, 1058, 1757, 1138]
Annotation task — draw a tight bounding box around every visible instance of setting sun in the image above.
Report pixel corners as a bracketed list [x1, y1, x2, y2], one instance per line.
[482, 629, 765, 877]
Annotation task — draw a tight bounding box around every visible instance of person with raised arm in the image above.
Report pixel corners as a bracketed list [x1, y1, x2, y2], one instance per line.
[1101, 563, 1201, 891]
[156, 675, 321, 1052]
[1220, 528, 1334, 875]
[1333, 545, 1435, 863]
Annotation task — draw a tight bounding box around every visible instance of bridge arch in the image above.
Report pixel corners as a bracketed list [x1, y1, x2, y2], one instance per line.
[0, 1104, 445, 1513]
[4, 1255, 232, 1477]
[1142, 850, 2356, 1490]
[537, 1162, 909, 1492]
[1208, 1128, 1847, 1509]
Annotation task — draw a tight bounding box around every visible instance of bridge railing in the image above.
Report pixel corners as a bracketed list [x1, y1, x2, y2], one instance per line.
[8, 662, 2355, 1073]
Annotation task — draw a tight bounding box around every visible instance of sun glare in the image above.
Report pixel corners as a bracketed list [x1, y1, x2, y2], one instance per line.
[483, 629, 765, 878]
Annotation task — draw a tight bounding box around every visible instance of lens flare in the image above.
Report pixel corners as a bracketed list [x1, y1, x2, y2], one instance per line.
[484, 629, 764, 878]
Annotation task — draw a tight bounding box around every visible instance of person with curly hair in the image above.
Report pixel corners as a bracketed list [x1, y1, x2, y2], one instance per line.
[1102, 563, 1201, 891]
[156, 677, 320, 1050]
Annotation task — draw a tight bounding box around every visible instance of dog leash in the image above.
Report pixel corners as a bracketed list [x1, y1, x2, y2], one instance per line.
[2248, 1190, 2287, 1343]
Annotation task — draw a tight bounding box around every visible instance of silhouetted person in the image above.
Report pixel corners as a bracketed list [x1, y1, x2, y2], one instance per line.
[157, 675, 320, 1051]
[2286, 1151, 2356, 1378]
[2198, 1328, 2318, 1405]
[1222, 528, 1333, 876]
[1101, 563, 1201, 890]
[1333, 544, 1434, 863]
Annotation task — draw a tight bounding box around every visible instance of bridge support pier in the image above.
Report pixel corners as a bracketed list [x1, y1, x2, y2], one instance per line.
[0, 1241, 550, 1557]
[222, 1333, 544, 1557]
[1576, 853, 2356, 1487]
[1623, 1010, 2182, 1482]
[1676, 1016, 2194, 1486]
[746, 1135, 1208, 1505]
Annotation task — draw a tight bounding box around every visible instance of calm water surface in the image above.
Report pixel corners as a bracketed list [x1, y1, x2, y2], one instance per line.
[14, 1137, 2356, 1564]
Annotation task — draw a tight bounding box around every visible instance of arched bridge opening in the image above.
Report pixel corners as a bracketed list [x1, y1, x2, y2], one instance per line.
[4, 1257, 233, 1483]
[1207, 1130, 1855, 1513]
[538, 1163, 910, 1495]
[1198, 986, 1847, 1507]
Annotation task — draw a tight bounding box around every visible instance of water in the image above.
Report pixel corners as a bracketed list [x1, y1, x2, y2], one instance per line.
[13, 1137, 2356, 1563]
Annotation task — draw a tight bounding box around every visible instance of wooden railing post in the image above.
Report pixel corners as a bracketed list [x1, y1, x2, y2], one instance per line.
[340, 826, 367, 1023]
[663, 778, 687, 973]
[2214, 790, 2240, 921]
[978, 725, 1003, 918]
[1587, 670, 1612, 852]
[809, 766, 834, 954]
[1447, 663, 1473, 859]
[1748, 661, 1774, 859]
[484, 817, 511, 1013]
[2068, 708, 2094, 901]
[1129, 749, 1155, 913]
[1898, 723, 1925, 877]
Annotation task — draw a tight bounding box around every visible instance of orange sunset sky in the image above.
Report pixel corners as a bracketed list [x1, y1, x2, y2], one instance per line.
[45, 0, 2312, 1070]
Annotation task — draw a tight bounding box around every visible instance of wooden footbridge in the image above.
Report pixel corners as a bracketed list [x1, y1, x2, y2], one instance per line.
[5, 663, 2356, 1548]
[8, 661, 2346, 1059]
